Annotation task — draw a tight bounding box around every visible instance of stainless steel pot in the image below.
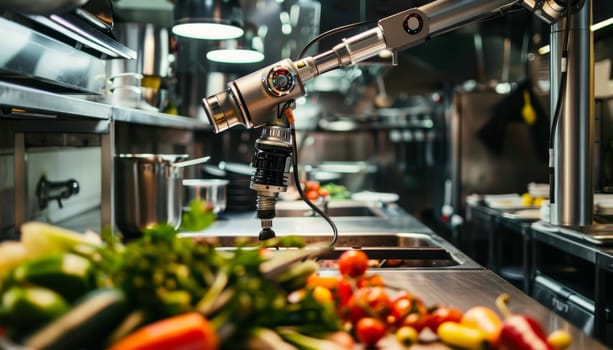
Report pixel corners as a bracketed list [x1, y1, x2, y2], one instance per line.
[182, 179, 229, 214]
[115, 154, 188, 238]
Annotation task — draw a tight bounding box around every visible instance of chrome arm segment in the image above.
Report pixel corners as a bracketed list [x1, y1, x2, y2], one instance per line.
[202, 0, 565, 133]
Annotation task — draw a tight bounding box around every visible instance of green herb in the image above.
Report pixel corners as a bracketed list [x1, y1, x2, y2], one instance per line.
[179, 199, 217, 232]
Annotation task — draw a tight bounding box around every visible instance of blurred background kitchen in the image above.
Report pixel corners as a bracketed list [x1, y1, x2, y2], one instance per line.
[1, 1, 613, 249]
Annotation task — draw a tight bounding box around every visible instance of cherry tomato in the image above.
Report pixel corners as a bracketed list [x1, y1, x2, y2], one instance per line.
[305, 180, 320, 192]
[347, 286, 392, 323]
[355, 317, 387, 347]
[390, 292, 428, 322]
[305, 190, 319, 201]
[318, 188, 330, 197]
[399, 312, 429, 332]
[338, 250, 369, 278]
[427, 305, 463, 332]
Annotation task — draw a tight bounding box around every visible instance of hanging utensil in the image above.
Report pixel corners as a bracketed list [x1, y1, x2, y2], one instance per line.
[172, 156, 211, 168]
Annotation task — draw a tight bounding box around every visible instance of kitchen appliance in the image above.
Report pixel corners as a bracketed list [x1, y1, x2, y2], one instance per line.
[109, 22, 170, 79]
[182, 179, 229, 215]
[114, 154, 188, 238]
[532, 272, 596, 335]
[0, 0, 135, 94]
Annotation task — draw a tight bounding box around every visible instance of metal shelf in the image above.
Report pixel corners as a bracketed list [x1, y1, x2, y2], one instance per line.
[0, 81, 111, 119]
[112, 106, 210, 130]
[0, 81, 211, 131]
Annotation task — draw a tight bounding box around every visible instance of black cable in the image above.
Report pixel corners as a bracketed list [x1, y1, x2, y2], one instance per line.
[548, 6, 573, 202]
[549, 10, 572, 150]
[298, 20, 377, 59]
[289, 122, 339, 247]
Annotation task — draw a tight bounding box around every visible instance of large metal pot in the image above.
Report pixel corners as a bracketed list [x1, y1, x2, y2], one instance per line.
[115, 154, 188, 238]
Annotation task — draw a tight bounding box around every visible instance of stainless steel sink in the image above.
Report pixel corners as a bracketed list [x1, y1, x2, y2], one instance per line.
[210, 232, 435, 247]
[275, 204, 385, 217]
[192, 232, 463, 268]
[276, 206, 380, 217]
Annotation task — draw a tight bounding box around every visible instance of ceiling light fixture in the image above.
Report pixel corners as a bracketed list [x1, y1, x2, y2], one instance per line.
[207, 48, 264, 63]
[592, 17, 613, 31]
[172, 0, 244, 40]
[206, 27, 265, 64]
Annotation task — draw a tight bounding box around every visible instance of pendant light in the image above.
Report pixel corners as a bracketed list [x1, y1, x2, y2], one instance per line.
[172, 0, 244, 40]
[206, 29, 264, 64]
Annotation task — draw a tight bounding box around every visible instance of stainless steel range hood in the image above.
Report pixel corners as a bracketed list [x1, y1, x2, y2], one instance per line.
[0, 8, 136, 94]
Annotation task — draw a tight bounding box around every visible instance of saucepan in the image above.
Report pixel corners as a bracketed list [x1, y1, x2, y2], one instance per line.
[114, 154, 210, 238]
[182, 179, 229, 215]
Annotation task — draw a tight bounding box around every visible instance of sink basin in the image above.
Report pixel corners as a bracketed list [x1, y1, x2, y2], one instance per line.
[190, 232, 462, 268]
[210, 232, 436, 247]
[276, 202, 385, 217]
[275, 205, 383, 217]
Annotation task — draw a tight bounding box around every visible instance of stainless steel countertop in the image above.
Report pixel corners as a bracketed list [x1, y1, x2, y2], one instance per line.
[330, 270, 608, 349]
[183, 201, 482, 269]
[185, 202, 609, 348]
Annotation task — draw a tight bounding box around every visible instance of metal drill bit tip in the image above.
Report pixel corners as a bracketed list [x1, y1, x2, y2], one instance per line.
[259, 227, 276, 240]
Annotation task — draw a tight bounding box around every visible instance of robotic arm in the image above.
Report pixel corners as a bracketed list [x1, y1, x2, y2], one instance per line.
[202, 0, 568, 238]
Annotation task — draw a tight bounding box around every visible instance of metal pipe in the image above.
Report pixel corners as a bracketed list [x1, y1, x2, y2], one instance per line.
[420, 0, 517, 36]
[550, 1, 593, 226]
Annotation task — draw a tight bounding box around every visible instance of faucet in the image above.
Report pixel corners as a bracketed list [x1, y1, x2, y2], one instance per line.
[35, 175, 80, 210]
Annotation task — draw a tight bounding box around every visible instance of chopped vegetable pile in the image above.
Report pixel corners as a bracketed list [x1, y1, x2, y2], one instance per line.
[0, 222, 573, 350]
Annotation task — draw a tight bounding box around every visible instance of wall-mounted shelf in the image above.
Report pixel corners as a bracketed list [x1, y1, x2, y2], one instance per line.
[0, 81, 211, 131]
[0, 81, 111, 120]
[113, 106, 210, 130]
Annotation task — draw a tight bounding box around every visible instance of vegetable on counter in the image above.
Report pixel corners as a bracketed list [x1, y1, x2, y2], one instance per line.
[437, 321, 489, 350]
[0, 223, 579, 350]
[496, 293, 569, 350]
[461, 305, 503, 347]
[25, 288, 129, 350]
[108, 312, 218, 350]
[12, 252, 97, 302]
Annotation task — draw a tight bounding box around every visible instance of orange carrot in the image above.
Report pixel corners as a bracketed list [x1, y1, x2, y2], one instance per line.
[108, 312, 218, 350]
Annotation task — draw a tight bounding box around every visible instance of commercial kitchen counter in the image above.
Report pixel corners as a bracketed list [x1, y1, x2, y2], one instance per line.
[181, 200, 610, 349]
[464, 203, 613, 346]
[181, 200, 482, 270]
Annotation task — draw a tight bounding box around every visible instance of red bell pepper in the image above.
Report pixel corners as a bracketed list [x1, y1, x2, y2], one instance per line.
[496, 293, 553, 350]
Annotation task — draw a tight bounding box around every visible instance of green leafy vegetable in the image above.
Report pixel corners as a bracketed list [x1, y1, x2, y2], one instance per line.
[179, 199, 217, 232]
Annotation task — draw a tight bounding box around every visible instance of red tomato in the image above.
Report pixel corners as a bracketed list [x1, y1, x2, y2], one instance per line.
[305, 180, 320, 192]
[347, 286, 392, 323]
[389, 293, 428, 321]
[338, 250, 369, 278]
[355, 317, 387, 347]
[399, 312, 428, 332]
[318, 188, 330, 197]
[426, 305, 463, 332]
[305, 190, 319, 201]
